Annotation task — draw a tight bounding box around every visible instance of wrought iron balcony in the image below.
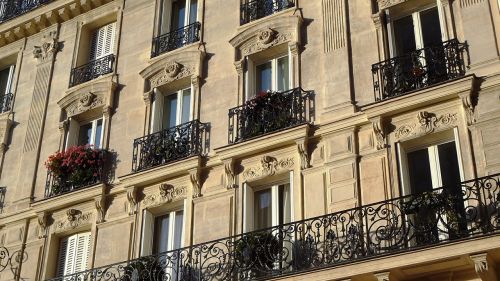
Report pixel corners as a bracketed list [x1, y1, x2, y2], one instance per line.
[46, 173, 499, 281]
[228, 88, 314, 144]
[44, 149, 110, 199]
[241, 0, 295, 25]
[0, 92, 12, 113]
[371, 39, 468, 102]
[69, 54, 115, 88]
[0, 0, 52, 24]
[132, 120, 208, 173]
[151, 22, 201, 58]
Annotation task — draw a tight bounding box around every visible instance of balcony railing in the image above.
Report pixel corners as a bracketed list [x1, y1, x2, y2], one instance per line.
[371, 39, 468, 102]
[69, 54, 115, 88]
[132, 120, 208, 173]
[0, 92, 12, 113]
[228, 88, 314, 144]
[44, 149, 110, 199]
[0, 0, 52, 24]
[47, 173, 499, 281]
[151, 22, 201, 58]
[241, 0, 295, 25]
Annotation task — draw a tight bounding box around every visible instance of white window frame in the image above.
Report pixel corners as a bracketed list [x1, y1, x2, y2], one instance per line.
[243, 171, 294, 232]
[0, 65, 15, 96]
[140, 200, 187, 256]
[56, 232, 92, 278]
[397, 130, 465, 196]
[245, 51, 292, 101]
[66, 117, 105, 149]
[386, 1, 448, 57]
[159, 0, 198, 35]
[151, 86, 194, 132]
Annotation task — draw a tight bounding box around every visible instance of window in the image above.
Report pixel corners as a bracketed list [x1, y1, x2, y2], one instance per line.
[152, 87, 192, 132]
[247, 55, 290, 100]
[388, 4, 444, 56]
[244, 180, 292, 232]
[56, 232, 92, 277]
[0, 65, 14, 111]
[159, 0, 198, 35]
[141, 209, 184, 255]
[89, 22, 116, 62]
[66, 118, 104, 149]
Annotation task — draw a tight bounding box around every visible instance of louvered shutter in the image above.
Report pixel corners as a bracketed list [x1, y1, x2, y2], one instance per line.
[56, 235, 77, 277]
[56, 237, 69, 277]
[74, 233, 91, 272]
[152, 89, 164, 133]
[141, 210, 154, 256]
[89, 22, 115, 61]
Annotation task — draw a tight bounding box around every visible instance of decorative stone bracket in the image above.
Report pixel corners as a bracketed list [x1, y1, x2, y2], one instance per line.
[126, 185, 139, 215]
[371, 117, 386, 150]
[296, 139, 310, 169]
[223, 158, 237, 189]
[470, 253, 498, 281]
[94, 195, 106, 224]
[189, 168, 202, 198]
[37, 212, 48, 239]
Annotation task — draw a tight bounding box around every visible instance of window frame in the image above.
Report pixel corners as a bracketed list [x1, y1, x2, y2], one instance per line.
[89, 22, 117, 62]
[157, 0, 199, 36]
[151, 86, 194, 132]
[243, 171, 294, 232]
[245, 53, 292, 101]
[386, 0, 448, 57]
[56, 232, 92, 278]
[0, 65, 15, 97]
[397, 128, 465, 197]
[66, 117, 105, 149]
[140, 200, 187, 256]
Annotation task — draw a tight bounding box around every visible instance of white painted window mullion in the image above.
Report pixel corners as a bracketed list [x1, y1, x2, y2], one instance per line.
[168, 211, 176, 251]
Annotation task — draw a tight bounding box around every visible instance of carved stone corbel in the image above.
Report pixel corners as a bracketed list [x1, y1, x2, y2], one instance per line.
[223, 158, 236, 189]
[296, 139, 310, 170]
[189, 168, 202, 198]
[460, 91, 477, 125]
[126, 185, 139, 215]
[37, 212, 48, 239]
[234, 60, 245, 76]
[143, 90, 153, 105]
[373, 272, 398, 281]
[470, 253, 498, 281]
[371, 117, 386, 150]
[94, 195, 106, 224]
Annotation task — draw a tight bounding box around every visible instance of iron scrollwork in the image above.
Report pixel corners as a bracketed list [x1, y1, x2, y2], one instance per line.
[151, 22, 201, 58]
[371, 39, 469, 102]
[47, 174, 499, 281]
[240, 0, 296, 25]
[132, 120, 208, 172]
[69, 54, 115, 87]
[228, 88, 314, 144]
[0, 0, 52, 23]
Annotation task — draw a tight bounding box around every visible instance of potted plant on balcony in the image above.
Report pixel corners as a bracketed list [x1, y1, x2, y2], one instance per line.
[45, 145, 105, 196]
[234, 231, 281, 278]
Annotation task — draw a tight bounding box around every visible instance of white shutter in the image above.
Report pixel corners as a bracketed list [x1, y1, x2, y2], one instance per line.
[243, 183, 254, 232]
[74, 233, 91, 273]
[102, 22, 116, 57]
[62, 235, 78, 276]
[160, 0, 173, 34]
[65, 118, 80, 148]
[89, 22, 115, 61]
[245, 58, 255, 100]
[141, 210, 154, 256]
[56, 237, 69, 277]
[152, 89, 164, 133]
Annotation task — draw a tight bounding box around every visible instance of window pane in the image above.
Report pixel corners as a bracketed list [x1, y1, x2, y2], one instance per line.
[171, 0, 186, 30]
[254, 189, 272, 230]
[0, 67, 10, 95]
[407, 148, 433, 194]
[438, 142, 461, 191]
[420, 7, 442, 48]
[256, 62, 272, 93]
[393, 15, 416, 55]
[181, 89, 191, 124]
[160, 0, 170, 34]
[277, 56, 290, 91]
[153, 214, 170, 254]
[163, 94, 178, 129]
[189, 0, 198, 24]
[279, 184, 291, 225]
[94, 119, 103, 149]
[78, 123, 93, 146]
[173, 211, 184, 250]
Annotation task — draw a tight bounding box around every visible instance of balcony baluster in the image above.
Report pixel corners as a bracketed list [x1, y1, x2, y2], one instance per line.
[151, 22, 201, 58]
[0, 0, 52, 24]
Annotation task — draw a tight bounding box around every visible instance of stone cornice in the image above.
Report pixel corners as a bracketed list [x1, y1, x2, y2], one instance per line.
[0, 0, 116, 48]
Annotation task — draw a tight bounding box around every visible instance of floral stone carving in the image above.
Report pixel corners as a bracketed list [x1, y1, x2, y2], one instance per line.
[243, 156, 294, 181]
[394, 111, 458, 140]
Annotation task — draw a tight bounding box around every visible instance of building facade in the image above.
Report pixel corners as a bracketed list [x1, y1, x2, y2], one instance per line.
[0, 0, 498, 280]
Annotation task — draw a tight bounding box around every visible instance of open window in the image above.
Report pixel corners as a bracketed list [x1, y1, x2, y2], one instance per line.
[151, 86, 192, 132]
[66, 117, 104, 149]
[0, 64, 14, 112]
[387, 1, 446, 57]
[243, 175, 293, 232]
[159, 0, 198, 35]
[246, 52, 291, 100]
[56, 232, 92, 277]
